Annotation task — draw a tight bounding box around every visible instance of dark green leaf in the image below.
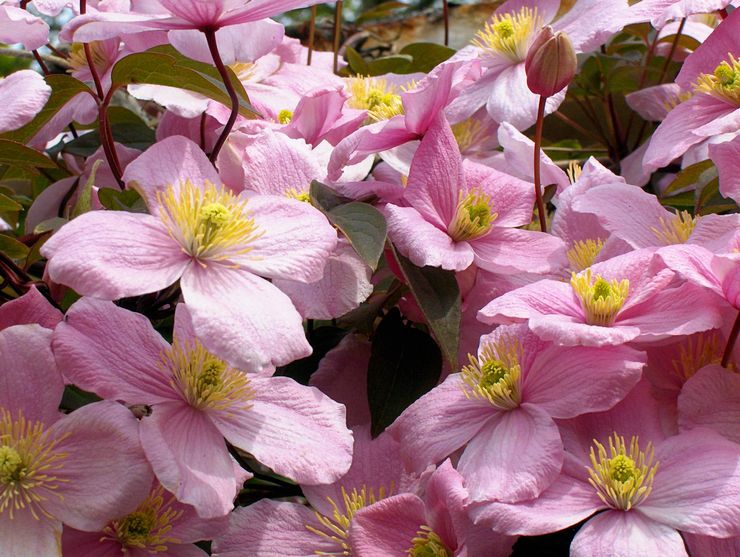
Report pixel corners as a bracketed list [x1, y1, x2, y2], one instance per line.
[367, 308, 442, 437]
[276, 326, 349, 385]
[0, 234, 29, 260]
[310, 180, 352, 212]
[399, 42, 456, 73]
[97, 188, 147, 212]
[63, 122, 155, 156]
[327, 202, 387, 271]
[0, 140, 57, 173]
[366, 55, 414, 76]
[0, 193, 22, 212]
[345, 46, 369, 75]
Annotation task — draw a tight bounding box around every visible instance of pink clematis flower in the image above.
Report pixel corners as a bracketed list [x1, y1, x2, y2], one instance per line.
[0, 70, 51, 134]
[479, 248, 724, 346]
[0, 286, 61, 331]
[41, 135, 338, 372]
[52, 298, 353, 518]
[384, 113, 566, 274]
[709, 134, 740, 204]
[389, 324, 645, 504]
[678, 363, 740, 444]
[470, 381, 740, 557]
[62, 480, 229, 557]
[349, 460, 517, 557]
[628, 0, 734, 29]
[0, 5, 49, 50]
[0, 324, 152, 556]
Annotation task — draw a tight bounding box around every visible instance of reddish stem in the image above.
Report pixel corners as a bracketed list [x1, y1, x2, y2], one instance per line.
[204, 28, 239, 165]
[722, 311, 740, 368]
[307, 5, 317, 65]
[99, 87, 124, 188]
[533, 96, 548, 233]
[443, 0, 450, 46]
[719, 8, 729, 19]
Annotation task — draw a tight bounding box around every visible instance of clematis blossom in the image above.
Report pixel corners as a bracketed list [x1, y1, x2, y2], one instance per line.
[41, 135, 338, 372]
[0, 70, 51, 134]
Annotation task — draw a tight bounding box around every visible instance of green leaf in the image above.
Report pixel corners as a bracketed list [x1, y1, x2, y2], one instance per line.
[97, 188, 147, 212]
[71, 159, 102, 218]
[0, 193, 22, 212]
[326, 202, 387, 271]
[0, 140, 57, 173]
[366, 55, 414, 76]
[662, 160, 717, 197]
[34, 217, 68, 235]
[356, 1, 408, 23]
[0, 75, 93, 144]
[345, 46, 369, 75]
[310, 180, 351, 212]
[399, 43, 456, 73]
[367, 308, 442, 437]
[0, 234, 29, 260]
[63, 120, 156, 156]
[392, 247, 461, 368]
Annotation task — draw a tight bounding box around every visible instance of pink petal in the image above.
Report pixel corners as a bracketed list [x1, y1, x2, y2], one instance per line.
[45, 401, 153, 531]
[389, 374, 493, 475]
[0, 70, 51, 133]
[181, 265, 310, 373]
[709, 136, 740, 204]
[384, 204, 475, 271]
[0, 286, 61, 331]
[0, 7, 49, 50]
[570, 511, 688, 557]
[52, 298, 176, 404]
[459, 404, 564, 504]
[639, 429, 740, 537]
[348, 494, 427, 556]
[0, 325, 62, 427]
[555, 0, 633, 52]
[41, 211, 189, 300]
[678, 364, 740, 444]
[61, 529, 123, 557]
[478, 279, 581, 325]
[683, 533, 740, 557]
[233, 195, 337, 283]
[472, 228, 567, 274]
[529, 315, 641, 346]
[0, 510, 62, 557]
[139, 400, 239, 519]
[209, 375, 353, 485]
[476, 164, 537, 227]
[626, 83, 685, 122]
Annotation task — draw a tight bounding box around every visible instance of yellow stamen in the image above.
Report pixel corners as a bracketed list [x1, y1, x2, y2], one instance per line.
[278, 109, 294, 124]
[567, 239, 604, 272]
[155, 180, 263, 265]
[566, 161, 582, 184]
[473, 8, 543, 62]
[671, 331, 725, 382]
[408, 526, 452, 557]
[229, 62, 258, 82]
[570, 269, 629, 326]
[451, 119, 486, 152]
[461, 338, 521, 410]
[68, 42, 109, 76]
[447, 189, 497, 242]
[0, 409, 69, 521]
[650, 210, 698, 245]
[587, 433, 659, 511]
[285, 188, 312, 203]
[694, 54, 740, 105]
[161, 338, 254, 413]
[102, 485, 183, 552]
[662, 90, 694, 112]
[346, 77, 404, 122]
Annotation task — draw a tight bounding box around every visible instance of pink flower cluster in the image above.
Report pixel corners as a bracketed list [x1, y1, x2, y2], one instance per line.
[0, 0, 738, 556]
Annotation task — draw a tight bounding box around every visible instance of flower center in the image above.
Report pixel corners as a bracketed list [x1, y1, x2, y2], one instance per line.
[473, 8, 543, 62]
[461, 338, 521, 410]
[408, 526, 452, 557]
[68, 41, 110, 76]
[102, 485, 182, 552]
[278, 109, 294, 124]
[567, 239, 605, 272]
[347, 77, 404, 122]
[285, 188, 312, 203]
[306, 484, 393, 556]
[155, 179, 262, 264]
[0, 409, 68, 520]
[571, 270, 629, 326]
[671, 331, 725, 382]
[587, 433, 659, 511]
[567, 161, 582, 184]
[694, 55, 740, 105]
[229, 62, 258, 83]
[451, 118, 486, 152]
[447, 189, 497, 242]
[161, 338, 254, 412]
[651, 210, 698, 245]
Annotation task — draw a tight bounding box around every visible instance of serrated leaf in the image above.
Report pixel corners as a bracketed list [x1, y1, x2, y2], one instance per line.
[367, 308, 442, 437]
[0, 234, 29, 260]
[663, 160, 716, 197]
[327, 202, 387, 271]
[392, 247, 461, 367]
[0, 140, 56, 173]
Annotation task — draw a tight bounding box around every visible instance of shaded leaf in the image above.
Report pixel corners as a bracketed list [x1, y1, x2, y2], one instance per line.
[0, 234, 29, 260]
[327, 202, 387, 271]
[399, 42, 455, 73]
[0, 193, 22, 212]
[98, 188, 147, 212]
[663, 159, 716, 197]
[310, 180, 351, 212]
[0, 140, 56, 173]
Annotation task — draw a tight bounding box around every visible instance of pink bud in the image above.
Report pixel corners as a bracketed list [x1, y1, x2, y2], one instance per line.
[525, 26, 577, 97]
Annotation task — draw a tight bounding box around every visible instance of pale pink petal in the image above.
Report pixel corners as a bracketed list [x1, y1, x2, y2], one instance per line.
[709, 136, 740, 204]
[0, 510, 62, 557]
[555, 0, 632, 52]
[459, 404, 564, 504]
[693, 107, 740, 137]
[128, 85, 209, 119]
[478, 279, 581, 324]
[530, 315, 641, 346]
[61, 529, 122, 557]
[620, 141, 652, 187]
[571, 511, 688, 557]
[0, 286, 61, 330]
[678, 364, 740, 444]
[472, 228, 567, 274]
[385, 204, 475, 271]
[683, 533, 740, 557]
[41, 211, 189, 299]
[349, 494, 427, 556]
[212, 499, 340, 556]
[52, 298, 176, 404]
[232, 195, 337, 283]
[476, 164, 537, 227]
[495, 0, 561, 25]
[0, 7, 49, 50]
[0, 70, 51, 132]
[639, 429, 740, 537]
[626, 84, 685, 122]
[0, 325, 62, 426]
[209, 376, 352, 485]
[44, 401, 153, 531]
[389, 374, 493, 474]
[139, 400, 239, 519]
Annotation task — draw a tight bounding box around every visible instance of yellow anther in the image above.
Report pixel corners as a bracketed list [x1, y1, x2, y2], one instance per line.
[473, 8, 543, 62]
[278, 109, 294, 124]
[0, 446, 23, 483]
[571, 269, 629, 326]
[447, 189, 497, 242]
[651, 210, 698, 245]
[671, 331, 725, 381]
[451, 119, 486, 152]
[285, 188, 312, 204]
[694, 54, 740, 105]
[461, 337, 521, 410]
[567, 239, 604, 272]
[347, 77, 404, 122]
[408, 526, 452, 557]
[566, 161, 582, 184]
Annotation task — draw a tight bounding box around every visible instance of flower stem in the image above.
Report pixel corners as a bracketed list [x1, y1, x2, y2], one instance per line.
[333, 0, 344, 74]
[204, 28, 240, 165]
[443, 0, 450, 46]
[99, 87, 124, 188]
[533, 96, 548, 233]
[307, 5, 317, 65]
[721, 311, 740, 368]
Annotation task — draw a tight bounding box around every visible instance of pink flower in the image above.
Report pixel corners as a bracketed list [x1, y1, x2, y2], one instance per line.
[0, 5, 49, 50]
[479, 248, 724, 346]
[0, 286, 61, 331]
[678, 364, 740, 444]
[0, 70, 51, 134]
[349, 460, 517, 557]
[41, 135, 337, 372]
[0, 324, 152, 556]
[389, 323, 645, 504]
[52, 298, 353, 518]
[62, 480, 228, 557]
[709, 134, 740, 204]
[384, 113, 566, 274]
[470, 381, 740, 557]
[628, 0, 734, 29]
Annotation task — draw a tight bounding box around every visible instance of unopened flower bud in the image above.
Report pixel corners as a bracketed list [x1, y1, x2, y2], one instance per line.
[525, 26, 577, 97]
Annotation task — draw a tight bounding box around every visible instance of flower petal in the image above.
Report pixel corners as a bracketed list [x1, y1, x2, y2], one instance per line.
[0, 7, 49, 51]
[0, 286, 61, 331]
[472, 228, 567, 274]
[0, 510, 62, 557]
[348, 494, 427, 556]
[678, 364, 740, 444]
[0, 69, 51, 132]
